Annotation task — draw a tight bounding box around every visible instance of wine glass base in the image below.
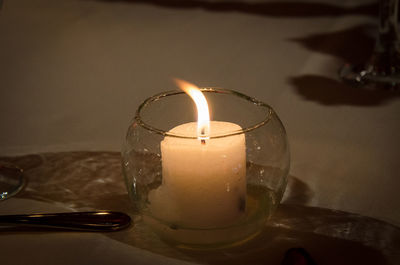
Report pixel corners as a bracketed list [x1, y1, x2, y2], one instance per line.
[339, 63, 400, 91]
[0, 163, 25, 200]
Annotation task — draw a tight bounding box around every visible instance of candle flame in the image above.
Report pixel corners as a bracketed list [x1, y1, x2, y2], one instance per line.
[174, 78, 210, 140]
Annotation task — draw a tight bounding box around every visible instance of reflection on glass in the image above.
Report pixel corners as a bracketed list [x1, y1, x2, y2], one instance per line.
[0, 163, 25, 201]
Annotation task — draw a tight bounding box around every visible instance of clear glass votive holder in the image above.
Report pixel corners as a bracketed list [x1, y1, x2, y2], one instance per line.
[122, 88, 290, 248]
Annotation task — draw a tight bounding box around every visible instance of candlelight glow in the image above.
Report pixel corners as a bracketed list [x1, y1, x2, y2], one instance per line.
[174, 78, 210, 140]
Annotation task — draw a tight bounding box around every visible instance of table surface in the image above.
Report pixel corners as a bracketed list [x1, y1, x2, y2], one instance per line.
[1, 0, 400, 263]
[1, 151, 399, 265]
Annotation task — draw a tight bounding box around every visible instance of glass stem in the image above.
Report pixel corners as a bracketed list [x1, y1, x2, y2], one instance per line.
[373, 0, 400, 74]
[339, 0, 400, 89]
[377, 0, 399, 49]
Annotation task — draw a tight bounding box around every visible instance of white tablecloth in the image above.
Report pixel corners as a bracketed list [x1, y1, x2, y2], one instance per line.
[0, 0, 399, 263]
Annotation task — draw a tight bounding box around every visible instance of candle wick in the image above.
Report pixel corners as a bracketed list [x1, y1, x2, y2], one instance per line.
[200, 126, 207, 145]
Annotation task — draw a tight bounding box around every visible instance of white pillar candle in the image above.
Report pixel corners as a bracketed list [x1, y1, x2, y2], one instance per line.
[148, 121, 246, 228]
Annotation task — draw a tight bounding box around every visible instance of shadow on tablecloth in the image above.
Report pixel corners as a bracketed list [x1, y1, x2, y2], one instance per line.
[96, 0, 377, 18]
[289, 24, 400, 105]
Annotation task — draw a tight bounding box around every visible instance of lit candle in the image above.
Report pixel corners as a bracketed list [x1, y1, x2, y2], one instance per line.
[148, 80, 246, 228]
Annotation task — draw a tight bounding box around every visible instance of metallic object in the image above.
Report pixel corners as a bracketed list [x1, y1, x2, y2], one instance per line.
[0, 211, 131, 231]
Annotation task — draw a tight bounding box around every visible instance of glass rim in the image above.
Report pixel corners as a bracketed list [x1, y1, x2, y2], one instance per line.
[135, 87, 274, 139]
